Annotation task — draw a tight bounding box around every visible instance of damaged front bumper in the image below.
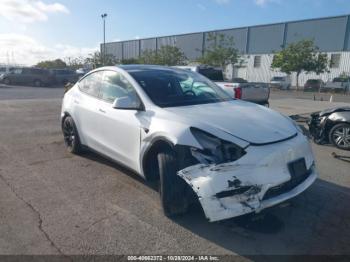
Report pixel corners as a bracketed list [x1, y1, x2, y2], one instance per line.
[178, 134, 317, 222]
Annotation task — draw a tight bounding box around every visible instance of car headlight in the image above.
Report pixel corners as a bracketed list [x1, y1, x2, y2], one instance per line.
[190, 127, 246, 164]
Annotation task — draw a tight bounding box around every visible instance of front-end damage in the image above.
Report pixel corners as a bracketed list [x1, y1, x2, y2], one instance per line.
[177, 133, 317, 222]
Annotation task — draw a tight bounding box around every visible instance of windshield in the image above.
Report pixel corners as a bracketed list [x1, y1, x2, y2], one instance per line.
[129, 68, 232, 108]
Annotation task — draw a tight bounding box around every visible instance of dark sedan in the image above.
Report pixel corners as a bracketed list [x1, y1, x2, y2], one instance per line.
[304, 79, 324, 92]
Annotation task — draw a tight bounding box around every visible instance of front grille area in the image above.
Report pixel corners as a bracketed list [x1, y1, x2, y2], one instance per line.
[262, 167, 312, 201]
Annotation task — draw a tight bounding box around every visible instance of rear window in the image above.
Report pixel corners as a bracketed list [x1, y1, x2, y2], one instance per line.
[333, 77, 348, 83]
[306, 79, 320, 84]
[29, 68, 48, 75]
[271, 77, 284, 81]
[198, 68, 224, 81]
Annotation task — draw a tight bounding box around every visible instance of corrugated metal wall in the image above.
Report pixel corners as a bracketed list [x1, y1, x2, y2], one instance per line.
[122, 40, 139, 59]
[175, 33, 203, 60]
[248, 23, 285, 54]
[285, 16, 347, 52]
[103, 14, 350, 60]
[140, 38, 157, 52]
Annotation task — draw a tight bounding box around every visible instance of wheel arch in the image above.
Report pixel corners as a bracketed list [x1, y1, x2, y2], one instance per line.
[324, 116, 350, 138]
[142, 137, 175, 181]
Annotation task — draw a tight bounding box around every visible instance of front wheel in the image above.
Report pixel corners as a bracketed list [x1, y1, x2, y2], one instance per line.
[62, 116, 82, 154]
[157, 148, 188, 217]
[329, 123, 350, 150]
[3, 78, 10, 85]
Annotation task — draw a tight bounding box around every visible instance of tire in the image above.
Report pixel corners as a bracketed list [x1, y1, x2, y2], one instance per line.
[62, 116, 82, 154]
[33, 79, 42, 87]
[3, 78, 10, 85]
[157, 148, 188, 217]
[329, 123, 350, 150]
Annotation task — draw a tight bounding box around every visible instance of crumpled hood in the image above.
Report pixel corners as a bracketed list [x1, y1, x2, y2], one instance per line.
[319, 106, 350, 117]
[164, 100, 297, 145]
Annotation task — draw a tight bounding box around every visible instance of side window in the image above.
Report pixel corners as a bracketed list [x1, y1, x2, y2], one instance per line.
[330, 54, 341, 68]
[254, 56, 261, 68]
[78, 71, 102, 97]
[100, 71, 137, 103]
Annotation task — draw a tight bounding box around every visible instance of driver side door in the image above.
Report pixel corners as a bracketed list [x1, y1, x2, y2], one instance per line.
[96, 70, 142, 173]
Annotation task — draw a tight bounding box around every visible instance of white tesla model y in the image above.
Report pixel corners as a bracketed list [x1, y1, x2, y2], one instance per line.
[61, 65, 317, 222]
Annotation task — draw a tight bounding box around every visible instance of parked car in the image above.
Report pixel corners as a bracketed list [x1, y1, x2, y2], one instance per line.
[304, 79, 324, 92]
[0, 66, 12, 75]
[270, 76, 291, 90]
[61, 65, 317, 222]
[321, 77, 350, 93]
[308, 107, 350, 150]
[50, 69, 79, 85]
[0, 67, 52, 87]
[176, 65, 270, 104]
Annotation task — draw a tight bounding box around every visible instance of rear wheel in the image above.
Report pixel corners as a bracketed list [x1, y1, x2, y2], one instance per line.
[329, 123, 350, 150]
[62, 116, 82, 154]
[157, 148, 188, 217]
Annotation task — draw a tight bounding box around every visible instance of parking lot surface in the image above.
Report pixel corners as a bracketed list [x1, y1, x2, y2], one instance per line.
[0, 85, 350, 257]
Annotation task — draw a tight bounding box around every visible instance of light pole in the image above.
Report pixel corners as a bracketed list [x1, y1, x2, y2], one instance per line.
[101, 13, 107, 66]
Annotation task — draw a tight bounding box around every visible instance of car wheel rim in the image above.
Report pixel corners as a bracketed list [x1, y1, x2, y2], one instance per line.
[63, 120, 75, 148]
[333, 127, 350, 147]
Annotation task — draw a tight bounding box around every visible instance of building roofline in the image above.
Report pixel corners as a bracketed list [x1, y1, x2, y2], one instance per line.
[104, 13, 350, 45]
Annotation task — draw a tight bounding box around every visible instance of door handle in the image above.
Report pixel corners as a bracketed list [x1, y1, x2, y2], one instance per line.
[99, 108, 106, 113]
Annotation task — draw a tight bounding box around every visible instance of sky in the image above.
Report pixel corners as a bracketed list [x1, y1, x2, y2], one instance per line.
[1, 0, 350, 65]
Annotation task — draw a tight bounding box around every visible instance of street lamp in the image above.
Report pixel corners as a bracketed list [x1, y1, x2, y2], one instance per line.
[101, 13, 107, 66]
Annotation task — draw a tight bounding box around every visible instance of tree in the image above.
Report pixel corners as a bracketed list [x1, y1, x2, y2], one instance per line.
[85, 51, 118, 68]
[138, 45, 187, 66]
[156, 46, 187, 66]
[120, 58, 140, 64]
[197, 32, 241, 69]
[65, 56, 85, 70]
[138, 49, 159, 64]
[271, 40, 329, 89]
[36, 59, 67, 69]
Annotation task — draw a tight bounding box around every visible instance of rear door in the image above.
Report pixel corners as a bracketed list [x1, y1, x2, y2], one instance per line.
[74, 71, 104, 150]
[17, 68, 31, 84]
[96, 70, 142, 172]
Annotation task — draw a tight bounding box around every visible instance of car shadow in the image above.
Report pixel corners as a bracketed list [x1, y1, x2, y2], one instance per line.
[80, 149, 350, 256]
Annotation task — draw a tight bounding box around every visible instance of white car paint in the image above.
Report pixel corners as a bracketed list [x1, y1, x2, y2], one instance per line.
[270, 76, 292, 90]
[61, 65, 317, 222]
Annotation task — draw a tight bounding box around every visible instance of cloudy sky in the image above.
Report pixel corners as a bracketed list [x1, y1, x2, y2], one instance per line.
[0, 0, 350, 65]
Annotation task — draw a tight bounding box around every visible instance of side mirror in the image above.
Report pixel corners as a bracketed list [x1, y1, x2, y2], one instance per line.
[112, 96, 143, 110]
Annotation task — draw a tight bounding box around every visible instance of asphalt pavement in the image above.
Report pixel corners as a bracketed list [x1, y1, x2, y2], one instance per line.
[0, 85, 349, 257]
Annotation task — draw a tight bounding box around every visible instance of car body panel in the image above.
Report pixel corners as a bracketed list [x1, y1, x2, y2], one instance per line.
[163, 100, 296, 145]
[270, 76, 291, 90]
[308, 107, 350, 145]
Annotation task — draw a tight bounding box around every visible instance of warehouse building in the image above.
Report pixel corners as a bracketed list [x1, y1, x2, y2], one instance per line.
[102, 14, 350, 86]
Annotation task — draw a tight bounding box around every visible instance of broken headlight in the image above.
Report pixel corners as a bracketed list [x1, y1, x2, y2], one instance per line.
[190, 127, 246, 165]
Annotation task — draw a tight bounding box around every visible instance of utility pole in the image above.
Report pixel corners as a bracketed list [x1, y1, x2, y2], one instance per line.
[101, 13, 108, 66]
